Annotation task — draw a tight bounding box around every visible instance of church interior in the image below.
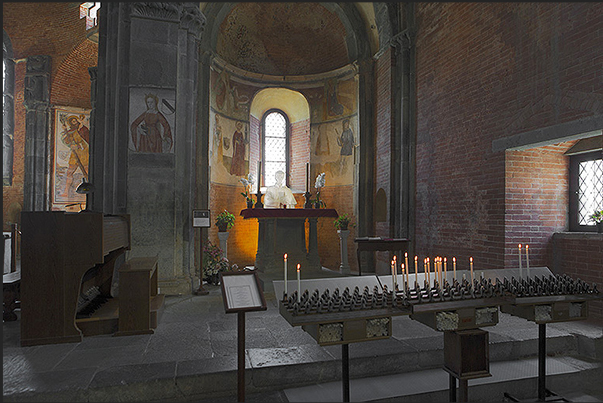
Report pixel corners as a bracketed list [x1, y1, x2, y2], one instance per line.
[3, 2, 603, 402]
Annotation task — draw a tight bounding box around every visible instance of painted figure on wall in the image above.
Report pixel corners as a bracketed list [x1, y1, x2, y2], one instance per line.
[326, 78, 344, 117]
[314, 125, 330, 156]
[130, 93, 173, 153]
[59, 115, 89, 198]
[214, 114, 224, 166]
[229, 120, 247, 176]
[336, 118, 354, 156]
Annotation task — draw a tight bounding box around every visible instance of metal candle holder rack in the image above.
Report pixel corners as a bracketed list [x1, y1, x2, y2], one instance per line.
[281, 273, 599, 316]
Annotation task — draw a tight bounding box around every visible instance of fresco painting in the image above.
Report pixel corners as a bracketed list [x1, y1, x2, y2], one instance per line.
[52, 107, 90, 209]
[310, 115, 358, 186]
[210, 111, 250, 185]
[211, 67, 251, 121]
[129, 88, 176, 153]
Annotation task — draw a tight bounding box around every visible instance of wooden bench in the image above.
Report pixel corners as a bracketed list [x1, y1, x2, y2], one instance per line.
[114, 256, 165, 336]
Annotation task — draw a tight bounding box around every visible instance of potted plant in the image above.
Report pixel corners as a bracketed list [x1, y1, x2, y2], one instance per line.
[334, 214, 352, 231]
[589, 209, 603, 233]
[240, 174, 255, 208]
[215, 210, 235, 232]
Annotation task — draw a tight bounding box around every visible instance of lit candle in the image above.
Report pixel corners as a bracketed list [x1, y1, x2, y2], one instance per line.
[470, 257, 474, 284]
[453, 257, 456, 281]
[391, 259, 396, 291]
[518, 243, 522, 280]
[283, 254, 288, 296]
[444, 257, 447, 283]
[414, 255, 418, 285]
[427, 257, 430, 286]
[526, 244, 530, 279]
[405, 253, 409, 280]
[297, 263, 301, 302]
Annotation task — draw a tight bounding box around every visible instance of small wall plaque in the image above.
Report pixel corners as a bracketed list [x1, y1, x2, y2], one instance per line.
[192, 209, 210, 228]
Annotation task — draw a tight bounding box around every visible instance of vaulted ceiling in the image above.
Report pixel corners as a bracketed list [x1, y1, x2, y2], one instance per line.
[201, 2, 383, 77]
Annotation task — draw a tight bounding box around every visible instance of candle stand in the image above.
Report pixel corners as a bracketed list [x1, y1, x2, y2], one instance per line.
[254, 188, 263, 208]
[303, 191, 312, 209]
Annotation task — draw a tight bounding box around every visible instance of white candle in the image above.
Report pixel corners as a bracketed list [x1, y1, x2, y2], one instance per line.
[284, 254, 288, 296]
[403, 263, 408, 287]
[444, 257, 447, 283]
[297, 263, 301, 302]
[470, 257, 474, 284]
[404, 253, 409, 280]
[518, 244, 522, 280]
[526, 244, 530, 279]
[391, 259, 397, 291]
[257, 161, 262, 191]
[414, 255, 418, 285]
[426, 257, 430, 286]
[453, 257, 456, 281]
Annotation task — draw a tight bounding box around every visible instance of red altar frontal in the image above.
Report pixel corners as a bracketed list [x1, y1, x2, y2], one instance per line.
[240, 208, 338, 281]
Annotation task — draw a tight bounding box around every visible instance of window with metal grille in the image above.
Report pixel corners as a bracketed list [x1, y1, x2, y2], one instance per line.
[569, 151, 603, 231]
[262, 109, 289, 187]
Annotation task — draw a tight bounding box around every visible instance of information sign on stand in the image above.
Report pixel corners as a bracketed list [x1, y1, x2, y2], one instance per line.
[192, 209, 211, 228]
[220, 271, 267, 402]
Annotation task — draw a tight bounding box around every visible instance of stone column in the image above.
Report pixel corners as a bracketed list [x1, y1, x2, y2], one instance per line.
[217, 231, 229, 259]
[23, 55, 51, 211]
[338, 229, 351, 275]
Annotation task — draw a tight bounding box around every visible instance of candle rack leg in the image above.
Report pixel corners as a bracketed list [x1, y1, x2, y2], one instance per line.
[459, 379, 468, 402]
[449, 374, 457, 402]
[342, 343, 350, 402]
[538, 323, 546, 401]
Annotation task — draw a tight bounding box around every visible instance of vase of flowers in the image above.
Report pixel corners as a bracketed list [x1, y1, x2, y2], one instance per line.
[240, 173, 255, 208]
[215, 210, 235, 232]
[589, 209, 603, 233]
[201, 241, 239, 285]
[313, 172, 326, 208]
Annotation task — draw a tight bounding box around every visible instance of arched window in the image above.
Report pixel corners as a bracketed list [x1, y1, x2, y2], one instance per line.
[3, 30, 15, 186]
[262, 109, 289, 187]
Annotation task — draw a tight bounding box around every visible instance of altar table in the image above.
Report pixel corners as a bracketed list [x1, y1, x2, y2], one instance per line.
[354, 237, 410, 276]
[240, 208, 338, 279]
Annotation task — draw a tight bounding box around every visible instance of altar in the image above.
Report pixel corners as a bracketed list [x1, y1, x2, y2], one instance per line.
[240, 208, 339, 287]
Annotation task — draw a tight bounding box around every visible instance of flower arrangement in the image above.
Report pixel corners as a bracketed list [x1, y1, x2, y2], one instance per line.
[201, 241, 239, 284]
[240, 173, 255, 206]
[313, 172, 327, 208]
[334, 213, 353, 230]
[215, 210, 235, 231]
[589, 210, 603, 224]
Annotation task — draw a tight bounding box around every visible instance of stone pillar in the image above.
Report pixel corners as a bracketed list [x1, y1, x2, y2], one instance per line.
[94, 3, 205, 295]
[22, 55, 51, 211]
[217, 231, 229, 259]
[338, 229, 351, 275]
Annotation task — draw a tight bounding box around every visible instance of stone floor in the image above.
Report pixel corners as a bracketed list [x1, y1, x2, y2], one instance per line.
[3, 273, 603, 402]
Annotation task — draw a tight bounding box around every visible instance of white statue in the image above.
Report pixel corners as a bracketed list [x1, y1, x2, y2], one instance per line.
[264, 170, 297, 209]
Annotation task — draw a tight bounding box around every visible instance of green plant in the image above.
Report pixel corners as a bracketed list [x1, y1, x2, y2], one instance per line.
[589, 210, 603, 224]
[334, 213, 353, 230]
[215, 210, 235, 230]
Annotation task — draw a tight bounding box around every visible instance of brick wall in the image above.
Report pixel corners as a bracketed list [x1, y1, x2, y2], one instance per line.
[504, 144, 572, 268]
[552, 233, 603, 324]
[3, 3, 96, 228]
[414, 3, 603, 274]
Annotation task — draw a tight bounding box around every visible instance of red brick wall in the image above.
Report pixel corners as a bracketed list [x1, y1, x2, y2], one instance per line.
[414, 3, 603, 273]
[504, 144, 572, 268]
[552, 234, 603, 324]
[3, 3, 96, 229]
